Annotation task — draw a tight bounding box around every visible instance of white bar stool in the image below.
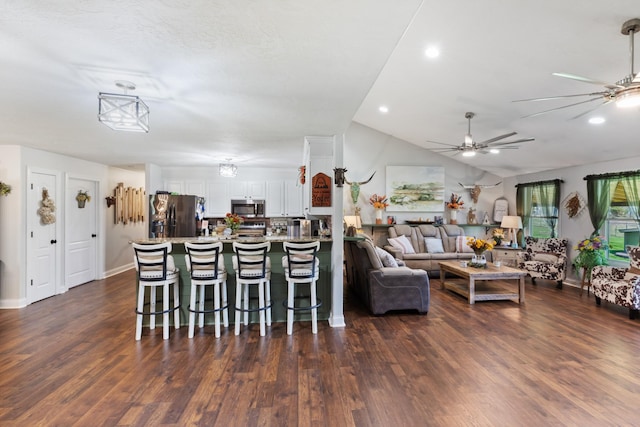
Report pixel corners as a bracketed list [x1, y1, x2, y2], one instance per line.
[132, 242, 180, 340]
[232, 241, 272, 336]
[184, 242, 229, 338]
[282, 241, 321, 335]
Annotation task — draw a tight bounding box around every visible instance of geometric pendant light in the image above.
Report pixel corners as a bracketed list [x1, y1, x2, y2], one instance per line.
[98, 81, 149, 132]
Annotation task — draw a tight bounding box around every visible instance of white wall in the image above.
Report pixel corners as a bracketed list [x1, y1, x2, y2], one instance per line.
[344, 122, 504, 228]
[105, 167, 146, 277]
[504, 154, 640, 284]
[0, 146, 23, 307]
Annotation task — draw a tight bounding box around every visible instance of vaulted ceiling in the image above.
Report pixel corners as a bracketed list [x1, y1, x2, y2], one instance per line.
[1, 1, 639, 177]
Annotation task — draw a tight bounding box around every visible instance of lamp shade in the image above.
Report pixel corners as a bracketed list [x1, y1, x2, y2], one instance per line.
[501, 215, 522, 229]
[344, 215, 362, 229]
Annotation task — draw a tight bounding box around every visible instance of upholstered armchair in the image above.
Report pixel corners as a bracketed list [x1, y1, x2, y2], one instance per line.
[516, 237, 569, 288]
[591, 246, 640, 319]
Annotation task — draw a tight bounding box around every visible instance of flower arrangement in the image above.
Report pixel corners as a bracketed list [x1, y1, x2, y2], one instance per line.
[76, 190, 91, 202]
[572, 235, 608, 275]
[446, 193, 464, 210]
[0, 181, 11, 196]
[492, 228, 506, 245]
[224, 212, 244, 232]
[467, 236, 495, 254]
[369, 194, 389, 210]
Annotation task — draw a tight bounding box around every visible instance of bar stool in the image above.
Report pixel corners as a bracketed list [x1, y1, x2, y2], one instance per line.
[184, 242, 229, 338]
[282, 241, 321, 335]
[132, 242, 180, 340]
[232, 241, 272, 336]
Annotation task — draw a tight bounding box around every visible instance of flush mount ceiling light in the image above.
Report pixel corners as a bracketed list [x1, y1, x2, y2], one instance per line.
[98, 81, 149, 132]
[219, 159, 238, 177]
[616, 86, 640, 108]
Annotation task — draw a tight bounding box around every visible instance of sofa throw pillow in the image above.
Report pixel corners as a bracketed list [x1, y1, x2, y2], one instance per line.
[375, 246, 399, 268]
[533, 253, 558, 263]
[455, 235, 474, 253]
[424, 237, 445, 253]
[387, 235, 415, 254]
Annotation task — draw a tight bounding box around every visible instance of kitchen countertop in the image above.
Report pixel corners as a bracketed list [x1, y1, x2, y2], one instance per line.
[131, 236, 333, 244]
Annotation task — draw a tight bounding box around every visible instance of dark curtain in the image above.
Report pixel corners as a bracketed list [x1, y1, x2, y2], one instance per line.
[516, 179, 561, 237]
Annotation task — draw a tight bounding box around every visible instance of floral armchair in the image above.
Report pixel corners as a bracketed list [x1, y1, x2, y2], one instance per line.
[591, 246, 640, 319]
[516, 237, 569, 288]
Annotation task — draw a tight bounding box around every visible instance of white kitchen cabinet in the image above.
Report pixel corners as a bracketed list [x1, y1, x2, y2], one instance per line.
[205, 181, 229, 217]
[228, 181, 266, 199]
[284, 180, 303, 217]
[266, 181, 285, 216]
[164, 180, 184, 194]
[266, 180, 303, 217]
[184, 180, 205, 197]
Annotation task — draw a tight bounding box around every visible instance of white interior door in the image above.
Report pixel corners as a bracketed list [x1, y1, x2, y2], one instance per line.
[27, 170, 59, 303]
[66, 178, 97, 288]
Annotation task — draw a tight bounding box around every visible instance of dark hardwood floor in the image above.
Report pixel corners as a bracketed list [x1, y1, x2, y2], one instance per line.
[1, 270, 639, 426]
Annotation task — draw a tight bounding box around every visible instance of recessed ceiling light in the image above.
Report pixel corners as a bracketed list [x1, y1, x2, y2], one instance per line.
[425, 46, 440, 59]
[588, 116, 605, 124]
[489, 148, 500, 154]
[378, 105, 389, 113]
[462, 151, 476, 157]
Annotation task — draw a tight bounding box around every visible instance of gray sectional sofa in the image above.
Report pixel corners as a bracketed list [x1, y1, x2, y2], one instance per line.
[383, 224, 492, 274]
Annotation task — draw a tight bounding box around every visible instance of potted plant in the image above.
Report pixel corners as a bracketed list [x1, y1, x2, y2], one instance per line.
[76, 190, 91, 208]
[572, 235, 608, 282]
[0, 181, 11, 196]
[224, 212, 243, 235]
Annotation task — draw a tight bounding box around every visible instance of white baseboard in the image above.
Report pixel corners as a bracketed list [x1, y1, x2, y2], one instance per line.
[0, 297, 28, 309]
[104, 263, 135, 278]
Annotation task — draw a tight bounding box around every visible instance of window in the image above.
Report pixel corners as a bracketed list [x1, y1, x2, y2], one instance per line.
[585, 170, 640, 265]
[516, 179, 562, 239]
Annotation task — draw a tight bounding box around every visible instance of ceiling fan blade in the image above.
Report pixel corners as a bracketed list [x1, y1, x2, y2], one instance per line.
[513, 92, 609, 102]
[552, 72, 614, 87]
[477, 132, 517, 145]
[490, 138, 535, 147]
[521, 97, 603, 118]
[425, 139, 457, 147]
[570, 99, 614, 120]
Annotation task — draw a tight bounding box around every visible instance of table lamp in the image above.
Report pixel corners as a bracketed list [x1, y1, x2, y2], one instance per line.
[500, 215, 523, 248]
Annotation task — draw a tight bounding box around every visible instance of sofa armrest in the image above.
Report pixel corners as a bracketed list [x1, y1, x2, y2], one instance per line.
[384, 245, 404, 260]
[368, 268, 430, 314]
[592, 265, 627, 281]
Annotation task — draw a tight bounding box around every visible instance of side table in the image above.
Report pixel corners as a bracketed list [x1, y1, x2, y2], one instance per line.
[491, 246, 522, 268]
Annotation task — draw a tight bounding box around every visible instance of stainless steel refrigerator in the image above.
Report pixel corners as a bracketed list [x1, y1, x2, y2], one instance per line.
[149, 194, 201, 238]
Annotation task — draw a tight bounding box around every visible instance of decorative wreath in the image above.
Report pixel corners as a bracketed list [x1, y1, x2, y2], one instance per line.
[562, 191, 586, 219]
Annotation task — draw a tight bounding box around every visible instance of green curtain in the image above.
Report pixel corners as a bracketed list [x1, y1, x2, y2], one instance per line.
[537, 181, 560, 238]
[516, 185, 532, 230]
[620, 176, 640, 225]
[585, 178, 613, 236]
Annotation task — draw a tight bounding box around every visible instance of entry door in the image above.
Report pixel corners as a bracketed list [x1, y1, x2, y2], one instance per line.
[66, 178, 97, 288]
[27, 170, 59, 303]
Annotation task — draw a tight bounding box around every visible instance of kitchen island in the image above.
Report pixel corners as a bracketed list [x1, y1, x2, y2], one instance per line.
[131, 236, 333, 327]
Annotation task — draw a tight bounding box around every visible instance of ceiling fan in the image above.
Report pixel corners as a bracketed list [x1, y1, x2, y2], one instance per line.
[514, 18, 640, 119]
[426, 112, 534, 157]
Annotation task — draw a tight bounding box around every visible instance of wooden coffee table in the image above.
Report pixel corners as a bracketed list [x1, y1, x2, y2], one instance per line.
[439, 260, 526, 304]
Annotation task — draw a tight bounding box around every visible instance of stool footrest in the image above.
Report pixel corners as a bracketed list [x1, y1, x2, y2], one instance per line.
[188, 301, 229, 315]
[135, 301, 181, 316]
[284, 297, 322, 312]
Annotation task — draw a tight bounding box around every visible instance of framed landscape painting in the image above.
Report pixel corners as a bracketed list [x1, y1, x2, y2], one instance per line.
[386, 166, 445, 212]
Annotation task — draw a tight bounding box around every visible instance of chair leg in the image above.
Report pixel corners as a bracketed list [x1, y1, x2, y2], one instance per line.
[234, 283, 242, 335]
[163, 283, 170, 340]
[188, 284, 198, 338]
[258, 281, 266, 336]
[150, 287, 156, 330]
[136, 284, 146, 341]
[310, 280, 318, 334]
[556, 280, 563, 289]
[630, 309, 638, 320]
[222, 280, 229, 327]
[287, 280, 295, 335]
[243, 285, 250, 326]
[266, 279, 272, 326]
[595, 296, 601, 305]
[214, 282, 221, 338]
[198, 285, 205, 328]
[173, 281, 180, 330]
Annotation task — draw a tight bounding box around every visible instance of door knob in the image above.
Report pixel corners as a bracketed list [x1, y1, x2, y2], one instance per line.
[50, 239, 57, 244]
[91, 234, 97, 238]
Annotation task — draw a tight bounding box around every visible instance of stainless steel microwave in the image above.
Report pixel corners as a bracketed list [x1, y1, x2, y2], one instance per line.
[231, 199, 265, 217]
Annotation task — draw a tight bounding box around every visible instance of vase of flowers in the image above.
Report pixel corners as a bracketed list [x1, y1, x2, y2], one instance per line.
[224, 212, 243, 235]
[446, 193, 464, 224]
[467, 237, 495, 266]
[572, 235, 608, 280]
[492, 228, 506, 246]
[369, 194, 389, 224]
